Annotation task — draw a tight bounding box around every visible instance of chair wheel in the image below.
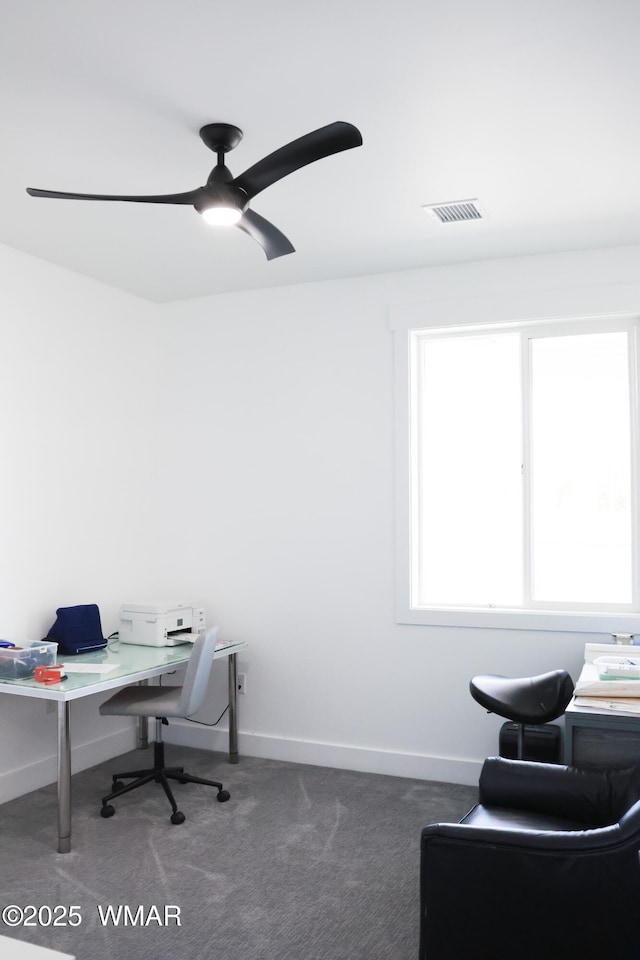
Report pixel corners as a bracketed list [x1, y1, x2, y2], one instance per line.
[101, 804, 115, 818]
[217, 789, 231, 802]
[112, 780, 124, 791]
[178, 778, 188, 784]
[171, 811, 186, 825]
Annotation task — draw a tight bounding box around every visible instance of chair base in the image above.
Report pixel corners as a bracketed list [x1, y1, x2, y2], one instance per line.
[100, 738, 230, 824]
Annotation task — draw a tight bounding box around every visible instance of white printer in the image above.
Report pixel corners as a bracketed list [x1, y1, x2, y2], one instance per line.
[119, 601, 206, 647]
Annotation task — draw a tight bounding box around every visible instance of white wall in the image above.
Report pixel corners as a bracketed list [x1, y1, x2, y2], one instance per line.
[3, 240, 640, 802]
[159, 243, 640, 785]
[0, 244, 174, 800]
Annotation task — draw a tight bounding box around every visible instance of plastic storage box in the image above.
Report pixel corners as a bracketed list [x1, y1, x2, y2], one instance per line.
[0, 641, 58, 680]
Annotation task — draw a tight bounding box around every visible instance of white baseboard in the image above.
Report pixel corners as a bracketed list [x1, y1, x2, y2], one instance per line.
[164, 721, 482, 787]
[0, 728, 137, 805]
[0, 724, 481, 807]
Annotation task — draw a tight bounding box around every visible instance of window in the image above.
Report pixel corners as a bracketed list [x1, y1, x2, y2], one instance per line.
[394, 306, 640, 633]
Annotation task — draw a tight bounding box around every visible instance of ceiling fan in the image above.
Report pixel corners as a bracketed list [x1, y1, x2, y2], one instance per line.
[26, 120, 363, 261]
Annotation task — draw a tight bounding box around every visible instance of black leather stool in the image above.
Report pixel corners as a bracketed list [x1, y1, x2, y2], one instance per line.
[470, 670, 574, 759]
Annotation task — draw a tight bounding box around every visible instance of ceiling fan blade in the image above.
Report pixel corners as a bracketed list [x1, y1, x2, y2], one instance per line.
[236, 209, 295, 260]
[26, 187, 199, 204]
[233, 121, 363, 199]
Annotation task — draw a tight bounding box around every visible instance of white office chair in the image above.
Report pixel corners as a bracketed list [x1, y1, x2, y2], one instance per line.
[99, 626, 230, 825]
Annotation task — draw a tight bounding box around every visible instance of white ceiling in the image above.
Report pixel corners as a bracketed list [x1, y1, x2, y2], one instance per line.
[2, 0, 640, 303]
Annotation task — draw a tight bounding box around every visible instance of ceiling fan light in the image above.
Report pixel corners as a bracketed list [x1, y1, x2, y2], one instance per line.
[200, 205, 243, 226]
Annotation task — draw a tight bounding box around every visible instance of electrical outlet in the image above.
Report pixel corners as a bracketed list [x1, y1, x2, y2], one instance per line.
[237, 672, 246, 695]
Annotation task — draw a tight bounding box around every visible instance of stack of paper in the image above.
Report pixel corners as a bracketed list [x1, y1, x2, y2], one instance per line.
[574, 659, 640, 714]
[573, 697, 640, 714]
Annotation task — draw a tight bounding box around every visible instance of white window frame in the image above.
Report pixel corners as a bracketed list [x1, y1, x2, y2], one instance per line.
[392, 285, 640, 634]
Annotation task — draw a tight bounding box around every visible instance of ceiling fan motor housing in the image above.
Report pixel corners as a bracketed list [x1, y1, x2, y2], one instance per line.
[194, 182, 248, 218]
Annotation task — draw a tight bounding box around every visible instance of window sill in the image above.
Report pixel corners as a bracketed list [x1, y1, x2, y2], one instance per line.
[397, 604, 640, 635]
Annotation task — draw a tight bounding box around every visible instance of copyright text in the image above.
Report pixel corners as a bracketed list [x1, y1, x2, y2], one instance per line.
[1, 904, 182, 928]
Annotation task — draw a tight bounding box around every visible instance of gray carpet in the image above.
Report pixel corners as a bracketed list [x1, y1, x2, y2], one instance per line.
[0, 747, 477, 960]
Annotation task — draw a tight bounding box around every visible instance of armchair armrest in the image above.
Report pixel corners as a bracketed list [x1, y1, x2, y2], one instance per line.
[478, 756, 620, 826]
[421, 816, 621, 853]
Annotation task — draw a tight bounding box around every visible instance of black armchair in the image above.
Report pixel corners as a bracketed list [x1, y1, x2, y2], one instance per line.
[420, 757, 640, 960]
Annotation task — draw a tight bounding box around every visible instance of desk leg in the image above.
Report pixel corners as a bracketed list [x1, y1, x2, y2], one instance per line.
[137, 680, 149, 749]
[228, 653, 239, 764]
[57, 701, 71, 854]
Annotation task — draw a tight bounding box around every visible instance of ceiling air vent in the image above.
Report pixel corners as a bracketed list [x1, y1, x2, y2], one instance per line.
[422, 199, 485, 223]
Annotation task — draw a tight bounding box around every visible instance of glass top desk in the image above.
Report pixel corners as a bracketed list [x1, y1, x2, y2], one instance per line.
[0, 638, 247, 853]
